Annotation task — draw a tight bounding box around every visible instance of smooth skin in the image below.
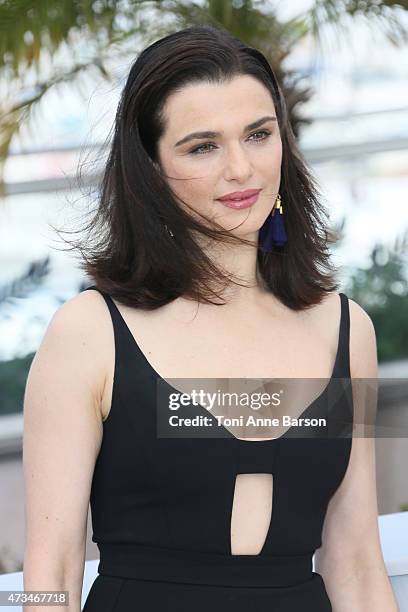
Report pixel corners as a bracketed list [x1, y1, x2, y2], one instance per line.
[23, 75, 398, 611]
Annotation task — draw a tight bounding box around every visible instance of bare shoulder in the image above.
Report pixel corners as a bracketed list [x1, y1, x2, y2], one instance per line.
[51, 286, 107, 324]
[314, 296, 386, 594]
[347, 296, 378, 379]
[320, 291, 377, 377]
[36, 288, 113, 419]
[48, 288, 111, 362]
[347, 295, 375, 329]
[23, 289, 112, 571]
[308, 292, 377, 378]
[319, 291, 376, 342]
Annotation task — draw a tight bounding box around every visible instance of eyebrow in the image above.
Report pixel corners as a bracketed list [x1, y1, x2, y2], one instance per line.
[174, 115, 277, 148]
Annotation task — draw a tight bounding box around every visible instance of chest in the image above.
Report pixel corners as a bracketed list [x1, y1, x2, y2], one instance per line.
[100, 294, 339, 423]
[119, 304, 336, 380]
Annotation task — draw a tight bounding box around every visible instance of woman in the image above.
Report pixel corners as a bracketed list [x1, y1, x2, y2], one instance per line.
[23, 24, 397, 612]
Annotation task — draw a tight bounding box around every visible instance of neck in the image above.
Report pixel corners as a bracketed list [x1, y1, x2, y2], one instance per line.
[202, 232, 269, 305]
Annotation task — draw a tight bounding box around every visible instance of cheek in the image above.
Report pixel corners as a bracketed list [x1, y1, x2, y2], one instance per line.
[171, 160, 216, 198]
[261, 141, 282, 177]
[165, 168, 216, 215]
[174, 175, 214, 199]
[268, 136, 282, 162]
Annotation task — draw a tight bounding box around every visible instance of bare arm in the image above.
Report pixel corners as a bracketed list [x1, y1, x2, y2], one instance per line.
[314, 298, 399, 611]
[23, 291, 109, 611]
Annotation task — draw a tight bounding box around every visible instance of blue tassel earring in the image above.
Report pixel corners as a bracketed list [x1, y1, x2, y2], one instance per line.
[259, 193, 287, 253]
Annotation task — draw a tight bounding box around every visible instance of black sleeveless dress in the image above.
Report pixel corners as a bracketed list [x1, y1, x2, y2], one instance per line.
[81, 287, 354, 612]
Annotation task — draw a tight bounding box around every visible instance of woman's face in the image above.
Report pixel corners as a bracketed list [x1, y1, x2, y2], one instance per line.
[155, 74, 283, 237]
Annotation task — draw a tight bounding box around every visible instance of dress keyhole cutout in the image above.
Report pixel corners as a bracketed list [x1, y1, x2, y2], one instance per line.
[230, 473, 273, 555]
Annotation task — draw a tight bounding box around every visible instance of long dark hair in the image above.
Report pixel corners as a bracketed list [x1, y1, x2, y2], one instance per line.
[61, 24, 340, 310]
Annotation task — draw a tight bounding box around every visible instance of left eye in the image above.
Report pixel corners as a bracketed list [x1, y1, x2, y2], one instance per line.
[189, 130, 271, 155]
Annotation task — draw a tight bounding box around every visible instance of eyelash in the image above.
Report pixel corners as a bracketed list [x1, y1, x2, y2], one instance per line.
[189, 129, 272, 155]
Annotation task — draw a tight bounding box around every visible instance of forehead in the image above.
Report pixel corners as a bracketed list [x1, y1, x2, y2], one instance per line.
[161, 74, 276, 136]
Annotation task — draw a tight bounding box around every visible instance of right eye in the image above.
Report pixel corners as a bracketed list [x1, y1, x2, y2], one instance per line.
[189, 143, 217, 155]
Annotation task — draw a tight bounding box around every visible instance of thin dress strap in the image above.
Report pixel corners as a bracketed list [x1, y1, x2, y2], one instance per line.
[336, 292, 351, 379]
[83, 284, 122, 327]
[82, 284, 136, 359]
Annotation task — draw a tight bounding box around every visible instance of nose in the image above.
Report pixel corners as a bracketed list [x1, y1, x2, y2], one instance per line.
[223, 143, 253, 183]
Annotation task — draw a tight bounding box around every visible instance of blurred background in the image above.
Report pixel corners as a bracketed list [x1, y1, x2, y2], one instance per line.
[0, 0, 407, 574]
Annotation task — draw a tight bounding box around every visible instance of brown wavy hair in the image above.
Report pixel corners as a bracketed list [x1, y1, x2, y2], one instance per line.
[59, 24, 340, 310]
